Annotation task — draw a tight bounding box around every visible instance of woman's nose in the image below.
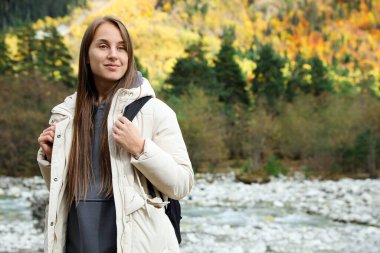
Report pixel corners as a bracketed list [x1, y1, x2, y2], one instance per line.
[108, 47, 118, 59]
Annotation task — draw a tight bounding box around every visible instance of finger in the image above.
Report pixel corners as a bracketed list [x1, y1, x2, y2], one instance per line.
[112, 125, 122, 136]
[43, 128, 54, 134]
[46, 136, 54, 144]
[114, 120, 126, 130]
[42, 130, 54, 138]
[48, 131, 55, 139]
[38, 134, 47, 142]
[38, 135, 53, 145]
[112, 132, 121, 143]
[42, 126, 55, 134]
[118, 116, 130, 124]
[42, 128, 50, 134]
[43, 135, 54, 144]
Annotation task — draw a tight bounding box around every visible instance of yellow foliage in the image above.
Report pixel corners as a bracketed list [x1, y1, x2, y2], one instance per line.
[5, 0, 378, 90]
[201, 35, 221, 65]
[44, 16, 54, 26]
[5, 34, 18, 59]
[33, 19, 46, 30]
[55, 59, 63, 67]
[163, 2, 171, 12]
[237, 58, 256, 81]
[281, 62, 291, 79]
[304, 74, 312, 84]
[302, 63, 311, 71]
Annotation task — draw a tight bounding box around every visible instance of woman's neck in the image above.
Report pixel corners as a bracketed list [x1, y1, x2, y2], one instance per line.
[95, 80, 116, 103]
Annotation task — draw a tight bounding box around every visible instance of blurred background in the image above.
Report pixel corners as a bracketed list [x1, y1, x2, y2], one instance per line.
[0, 0, 379, 252]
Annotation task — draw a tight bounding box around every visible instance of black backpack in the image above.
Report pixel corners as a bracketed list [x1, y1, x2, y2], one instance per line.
[123, 96, 182, 244]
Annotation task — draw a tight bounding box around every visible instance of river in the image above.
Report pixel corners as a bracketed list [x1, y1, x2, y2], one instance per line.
[0, 174, 379, 253]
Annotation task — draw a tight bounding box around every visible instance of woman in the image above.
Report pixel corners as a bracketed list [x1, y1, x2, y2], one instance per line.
[37, 16, 193, 253]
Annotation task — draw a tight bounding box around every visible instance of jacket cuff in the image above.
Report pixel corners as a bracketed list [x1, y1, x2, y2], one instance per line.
[37, 148, 52, 190]
[37, 148, 51, 167]
[131, 138, 153, 162]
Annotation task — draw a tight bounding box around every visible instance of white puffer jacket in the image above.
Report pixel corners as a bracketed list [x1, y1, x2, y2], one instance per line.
[37, 77, 194, 253]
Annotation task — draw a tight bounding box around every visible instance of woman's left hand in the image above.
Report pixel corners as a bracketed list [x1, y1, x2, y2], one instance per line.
[112, 116, 144, 157]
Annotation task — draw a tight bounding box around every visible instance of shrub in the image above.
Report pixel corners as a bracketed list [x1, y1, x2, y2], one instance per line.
[0, 74, 71, 176]
[277, 93, 364, 173]
[165, 87, 228, 170]
[335, 94, 380, 177]
[264, 157, 288, 177]
[231, 100, 279, 172]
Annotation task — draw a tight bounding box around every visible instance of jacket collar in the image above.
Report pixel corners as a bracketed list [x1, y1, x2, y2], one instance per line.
[51, 73, 155, 118]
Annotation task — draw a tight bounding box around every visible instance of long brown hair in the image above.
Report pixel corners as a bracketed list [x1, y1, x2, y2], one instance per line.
[66, 16, 137, 204]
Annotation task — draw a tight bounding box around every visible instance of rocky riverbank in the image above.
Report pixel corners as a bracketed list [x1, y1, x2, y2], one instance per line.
[1, 174, 380, 253]
[184, 173, 380, 227]
[179, 173, 380, 253]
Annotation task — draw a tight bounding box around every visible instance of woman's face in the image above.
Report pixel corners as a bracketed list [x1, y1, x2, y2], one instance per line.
[88, 22, 129, 87]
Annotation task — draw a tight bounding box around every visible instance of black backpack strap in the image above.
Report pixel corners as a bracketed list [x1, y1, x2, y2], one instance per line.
[166, 199, 182, 243]
[123, 96, 157, 198]
[147, 181, 182, 243]
[123, 96, 152, 121]
[146, 180, 157, 198]
[123, 95, 182, 244]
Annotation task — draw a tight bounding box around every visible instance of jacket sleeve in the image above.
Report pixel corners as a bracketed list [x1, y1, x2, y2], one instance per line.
[37, 148, 51, 190]
[36, 110, 68, 191]
[130, 99, 194, 200]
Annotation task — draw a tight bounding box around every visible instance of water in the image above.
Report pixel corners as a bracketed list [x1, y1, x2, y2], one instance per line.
[1, 194, 335, 229]
[0, 196, 31, 223]
[1, 180, 380, 253]
[179, 203, 380, 253]
[182, 203, 337, 228]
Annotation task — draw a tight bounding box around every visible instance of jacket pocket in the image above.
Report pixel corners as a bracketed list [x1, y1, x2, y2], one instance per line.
[123, 186, 145, 216]
[130, 203, 176, 252]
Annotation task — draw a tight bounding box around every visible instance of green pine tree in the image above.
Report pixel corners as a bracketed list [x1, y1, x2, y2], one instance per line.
[252, 43, 285, 107]
[285, 52, 310, 101]
[1, 0, 88, 32]
[36, 26, 75, 87]
[309, 55, 333, 96]
[0, 33, 13, 75]
[213, 28, 249, 106]
[15, 24, 38, 74]
[166, 42, 218, 97]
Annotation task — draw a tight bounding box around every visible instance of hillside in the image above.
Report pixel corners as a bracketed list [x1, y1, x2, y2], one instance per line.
[1, 0, 380, 178]
[3, 0, 379, 91]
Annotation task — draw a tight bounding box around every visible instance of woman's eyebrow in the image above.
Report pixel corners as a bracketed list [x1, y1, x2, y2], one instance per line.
[94, 38, 124, 44]
[94, 38, 109, 43]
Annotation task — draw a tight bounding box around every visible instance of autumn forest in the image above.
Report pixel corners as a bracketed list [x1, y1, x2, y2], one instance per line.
[0, 0, 379, 180]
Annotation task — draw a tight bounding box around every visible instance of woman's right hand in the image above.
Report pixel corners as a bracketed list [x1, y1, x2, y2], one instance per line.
[38, 124, 56, 162]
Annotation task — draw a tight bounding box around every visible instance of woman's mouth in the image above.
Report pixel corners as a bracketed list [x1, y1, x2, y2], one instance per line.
[104, 64, 119, 71]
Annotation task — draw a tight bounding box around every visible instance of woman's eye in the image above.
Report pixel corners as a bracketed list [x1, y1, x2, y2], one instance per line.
[118, 47, 126, 51]
[99, 44, 108, 49]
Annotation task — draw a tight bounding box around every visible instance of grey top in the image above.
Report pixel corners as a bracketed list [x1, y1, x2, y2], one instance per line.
[66, 101, 117, 253]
